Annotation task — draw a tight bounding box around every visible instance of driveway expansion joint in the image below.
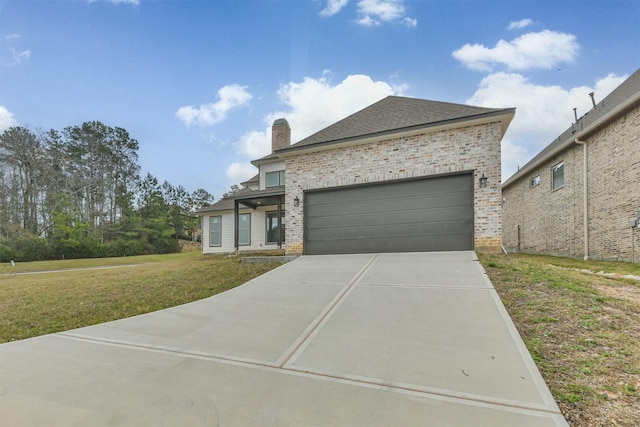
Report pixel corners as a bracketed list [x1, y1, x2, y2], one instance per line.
[276, 254, 380, 368]
[56, 330, 563, 418]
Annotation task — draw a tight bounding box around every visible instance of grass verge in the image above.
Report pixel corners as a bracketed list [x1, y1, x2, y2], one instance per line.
[479, 253, 640, 427]
[0, 252, 282, 343]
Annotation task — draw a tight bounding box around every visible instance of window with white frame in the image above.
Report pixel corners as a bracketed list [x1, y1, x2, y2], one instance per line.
[266, 170, 285, 187]
[209, 216, 221, 247]
[552, 162, 565, 190]
[238, 213, 251, 245]
[530, 175, 541, 187]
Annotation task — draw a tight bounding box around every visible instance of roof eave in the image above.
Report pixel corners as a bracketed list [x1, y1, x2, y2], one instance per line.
[502, 91, 640, 189]
[276, 108, 515, 158]
[251, 154, 284, 167]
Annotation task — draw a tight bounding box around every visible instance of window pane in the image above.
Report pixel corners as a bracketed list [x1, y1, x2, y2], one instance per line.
[266, 172, 279, 187]
[266, 170, 285, 187]
[238, 213, 251, 245]
[553, 163, 564, 189]
[209, 216, 221, 246]
[266, 212, 285, 244]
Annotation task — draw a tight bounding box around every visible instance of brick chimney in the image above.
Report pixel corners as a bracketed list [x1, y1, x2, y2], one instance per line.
[271, 118, 290, 152]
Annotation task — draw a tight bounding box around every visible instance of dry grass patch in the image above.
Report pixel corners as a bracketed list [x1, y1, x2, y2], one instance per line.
[479, 253, 640, 427]
[0, 252, 282, 343]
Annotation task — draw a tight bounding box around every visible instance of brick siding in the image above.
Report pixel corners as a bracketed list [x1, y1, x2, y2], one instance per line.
[503, 104, 640, 261]
[284, 122, 504, 254]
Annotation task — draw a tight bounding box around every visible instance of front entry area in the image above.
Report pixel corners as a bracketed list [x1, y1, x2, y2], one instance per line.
[303, 173, 474, 255]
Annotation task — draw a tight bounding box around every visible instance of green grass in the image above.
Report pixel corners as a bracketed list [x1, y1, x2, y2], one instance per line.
[479, 252, 640, 426]
[0, 252, 190, 274]
[0, 251, 282, 343]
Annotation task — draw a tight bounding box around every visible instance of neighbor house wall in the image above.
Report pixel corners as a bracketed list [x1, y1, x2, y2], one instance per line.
[502, 149, 585, 257]
[584, 103, 640, 260]
[503, 103, 640, 260]
[284, 122, 504, 254]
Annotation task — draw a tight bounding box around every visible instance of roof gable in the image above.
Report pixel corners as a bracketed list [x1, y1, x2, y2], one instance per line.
[276, 96, 513, 154]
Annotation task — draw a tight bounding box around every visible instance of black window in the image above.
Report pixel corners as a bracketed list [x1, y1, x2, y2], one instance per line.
[552, 162, 564, 190]
[266, 211, 285, 244]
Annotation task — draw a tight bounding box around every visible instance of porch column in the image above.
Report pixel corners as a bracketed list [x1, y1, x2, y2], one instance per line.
[277, 195, 283, 249]
[234, 199, 239, 251]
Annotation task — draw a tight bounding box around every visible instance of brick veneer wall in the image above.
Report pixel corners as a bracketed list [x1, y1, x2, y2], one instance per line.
[283, 122, 504, 254]
[503, 104, 640, 261]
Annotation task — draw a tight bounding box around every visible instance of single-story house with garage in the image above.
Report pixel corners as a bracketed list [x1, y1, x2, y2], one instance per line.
[198, 96, 515, 255]
[502, 68, 640, 261]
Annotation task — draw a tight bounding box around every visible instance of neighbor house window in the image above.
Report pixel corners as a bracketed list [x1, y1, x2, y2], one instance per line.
[209, 216, 221, 247]
[238, 213, 251, 245]
[552, 162, 565, 190]
[266, 211, 285, 244]
[530, 175, 540, 187]
[266, 170, 285, 187]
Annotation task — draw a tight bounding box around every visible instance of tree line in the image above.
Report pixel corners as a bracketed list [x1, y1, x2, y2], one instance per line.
[0, 122, 214, 262]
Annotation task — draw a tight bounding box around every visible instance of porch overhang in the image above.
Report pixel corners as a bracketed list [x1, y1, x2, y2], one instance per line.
[233, 187, 285, 251]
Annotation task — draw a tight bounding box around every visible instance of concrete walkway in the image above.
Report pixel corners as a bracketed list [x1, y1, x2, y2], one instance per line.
[0, 252, 568, 426]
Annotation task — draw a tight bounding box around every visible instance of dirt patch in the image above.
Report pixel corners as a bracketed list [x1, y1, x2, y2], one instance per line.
[596, 282, 640, 305]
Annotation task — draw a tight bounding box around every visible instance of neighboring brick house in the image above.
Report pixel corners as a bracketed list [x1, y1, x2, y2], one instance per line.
[198, 96, 514, 255]
[502, 69, 640, 261]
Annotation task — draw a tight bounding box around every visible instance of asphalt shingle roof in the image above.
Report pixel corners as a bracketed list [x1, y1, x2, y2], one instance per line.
[503, 68, 640, 188]
[276, 95, 512, 153]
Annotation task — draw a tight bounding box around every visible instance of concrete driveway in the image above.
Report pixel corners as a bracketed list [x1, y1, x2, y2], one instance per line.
[0, 252, 568, 426]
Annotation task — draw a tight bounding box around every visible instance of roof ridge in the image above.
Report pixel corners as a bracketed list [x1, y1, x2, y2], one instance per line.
[277, 95, 512, 152]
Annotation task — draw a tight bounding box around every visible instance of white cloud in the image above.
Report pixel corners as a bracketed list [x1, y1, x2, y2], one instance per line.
[466, 72, 627, 180]
[226, 162, 257, 183]
[320, 0, 349, 17]
[501, 139, 531, 178]
[402, 17, 417, 28]
[356, 15, 379, 27]
[4, 47, 31, 66]
[452, 30, 578, 71]
[355, 0, 416, 27]
[1, 33, 30, 67]
[234, 73, 400, 160]
[0, 106, 17, 132]
[87, 0, 140, 5]
[176, 84, 252, 127]
[236, 129, 271, 159]
[507, 19, 533, 30]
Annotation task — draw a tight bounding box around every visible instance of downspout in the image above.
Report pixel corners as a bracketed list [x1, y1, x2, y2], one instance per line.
[575, 138, 589, 260]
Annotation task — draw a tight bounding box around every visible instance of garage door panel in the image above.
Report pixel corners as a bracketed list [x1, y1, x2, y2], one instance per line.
[304, 174, 474, 254]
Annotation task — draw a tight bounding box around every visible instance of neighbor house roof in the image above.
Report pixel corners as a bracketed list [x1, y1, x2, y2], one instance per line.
[275, 96, 515, 155]
[502, 68, 640, 189]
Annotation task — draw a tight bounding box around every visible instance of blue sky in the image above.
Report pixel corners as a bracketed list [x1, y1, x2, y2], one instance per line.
[1, 0, 638, 198]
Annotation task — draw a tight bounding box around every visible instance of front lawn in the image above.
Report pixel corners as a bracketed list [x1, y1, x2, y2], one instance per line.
[0, 252, 281, 343]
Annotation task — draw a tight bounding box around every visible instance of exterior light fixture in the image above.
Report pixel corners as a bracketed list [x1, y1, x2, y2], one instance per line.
[294, 196, 300, 207]
[479, 174, 488, 188]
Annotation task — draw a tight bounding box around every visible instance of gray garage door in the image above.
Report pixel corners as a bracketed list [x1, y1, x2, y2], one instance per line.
[304, 173, 473, 255]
